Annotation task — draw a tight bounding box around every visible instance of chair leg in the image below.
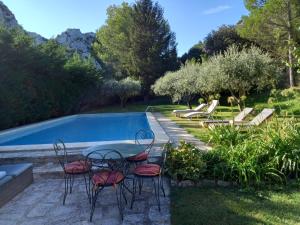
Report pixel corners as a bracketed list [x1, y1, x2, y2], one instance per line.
[160, 176, 166, 197]
[116, 184, 125, 220]
[83, 173, 91, 203]
[121, 183, 128, 205]
[152, 177, 161, 211]
[69, 174, 75, 194]
[63, 174, 69, 205]
[90, 187, 100, 222]
[130, 177, 137, 209]
[138, 177, 143, 195]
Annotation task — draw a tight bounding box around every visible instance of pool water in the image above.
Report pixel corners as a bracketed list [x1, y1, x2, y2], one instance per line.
[0, 113, 151, 146]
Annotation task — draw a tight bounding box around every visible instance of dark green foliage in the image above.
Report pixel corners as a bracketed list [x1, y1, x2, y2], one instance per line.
[238, 0, 300, 87]
[207, 121, 300, 187]
[166, 120, 300, 188]
[180, 42, 205, 64]
[208, 125, 248, 146]
[94, 0, 178, 100]
[0, 26, 101, 129]
[204, 25, 253, 56]
[165, 141, 206, 182]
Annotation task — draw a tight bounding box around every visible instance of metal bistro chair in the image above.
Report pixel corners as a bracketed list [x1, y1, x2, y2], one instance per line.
[126, 129, 155, 164]
[87, 149, 128, 222]
[53, 140, 91, 205]
[130, 142, 170, 211]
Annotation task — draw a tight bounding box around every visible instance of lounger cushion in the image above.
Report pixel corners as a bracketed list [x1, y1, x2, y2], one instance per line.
[134, 164, 160, 176]
[92, 170, 124, 186]
[0, 171, 6, 180]
[64, 160, 91, 174]
[127, 151, 148, 162]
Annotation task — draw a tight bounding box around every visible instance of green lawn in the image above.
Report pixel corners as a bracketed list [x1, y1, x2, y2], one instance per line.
[89, 90, 300, 143]
[91, 93, 300, 225]
[171, 184, 300, 225]
[89, 103, 237, 142]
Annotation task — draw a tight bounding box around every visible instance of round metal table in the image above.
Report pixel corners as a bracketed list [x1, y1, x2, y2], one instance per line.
[82, 143, 147, 159]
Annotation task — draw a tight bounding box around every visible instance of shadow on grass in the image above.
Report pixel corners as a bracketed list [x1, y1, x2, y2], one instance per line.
[171, 185, 300, 225]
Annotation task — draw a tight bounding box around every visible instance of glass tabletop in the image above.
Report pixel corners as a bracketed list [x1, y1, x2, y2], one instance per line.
[82, 143, 147, 159]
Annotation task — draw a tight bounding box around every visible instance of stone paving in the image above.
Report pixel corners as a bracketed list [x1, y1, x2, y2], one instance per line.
[0, 178, 170, 225]
[153, 112, 210, 150]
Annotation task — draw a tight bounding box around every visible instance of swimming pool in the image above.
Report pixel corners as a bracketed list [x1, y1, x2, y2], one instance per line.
[0, 112, 168, 151]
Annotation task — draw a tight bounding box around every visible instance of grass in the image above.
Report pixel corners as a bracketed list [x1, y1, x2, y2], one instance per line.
[91, 91, 300, 225]
[171, 184, 300, 225]
[89, 89, 300, 142]
[89, 103, 237, 142]
[91, 90, 300, 225]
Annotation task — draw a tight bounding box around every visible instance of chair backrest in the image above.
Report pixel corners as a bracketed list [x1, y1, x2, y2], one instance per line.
[135, 129, 155, 152]
[234, 107, 253, 122]
[206, 100, 219, 114]
[194, 103, 207, 111]
[87, 149, 127, 174]
[160, 140, 172, 174]
[53, 139, 67, 169]
[249, 108, 275, 126]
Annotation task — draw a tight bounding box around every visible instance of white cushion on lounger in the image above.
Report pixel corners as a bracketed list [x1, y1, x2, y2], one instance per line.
[0, 171, 7, 180]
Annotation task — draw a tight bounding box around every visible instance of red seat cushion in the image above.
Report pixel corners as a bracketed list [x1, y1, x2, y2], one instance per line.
[92, 170, 124, 187]
[134, 164, 161, 176]
[127, 151, 148, 162]
[64, 160, 90, 174]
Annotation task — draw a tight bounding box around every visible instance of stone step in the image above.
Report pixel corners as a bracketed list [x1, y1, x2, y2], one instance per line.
[0, 150, 83, 166]
[33, 163, 65, 180]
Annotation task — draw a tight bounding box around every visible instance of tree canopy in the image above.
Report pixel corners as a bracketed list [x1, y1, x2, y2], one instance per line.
[153, 45, 278, 110]
[238, 0, 300, 87]
[0, 26, 102, 129]
[204, 25, 253, 56]
[94, 0, 178, 100]
[180, 42, 205, 64]
[93, 3, 133, 79]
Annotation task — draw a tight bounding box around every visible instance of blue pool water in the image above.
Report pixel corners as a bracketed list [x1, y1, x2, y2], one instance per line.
[0, 113, 151, 146]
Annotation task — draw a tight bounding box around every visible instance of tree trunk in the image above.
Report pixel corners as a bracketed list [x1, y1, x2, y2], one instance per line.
[187, 95, 193, 109]
[120, 97, 127, 108]
[143, 94, 149, 103]
[287, 0, 294, 87]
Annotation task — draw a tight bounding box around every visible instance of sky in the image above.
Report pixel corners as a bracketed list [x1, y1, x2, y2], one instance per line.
[2, 0, 248, 56]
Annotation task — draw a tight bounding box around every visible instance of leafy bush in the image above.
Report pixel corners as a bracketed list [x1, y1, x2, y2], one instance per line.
[165, 141, 206, 182]
[262, 120, 300, 178]
[153, 45, 278, 110]
[0, 26, 102, 129]
[102, 77, 141, 107]
[208, 126, 248, 147]
[206, 120, 300, 187]
[152, 62, 201, 108]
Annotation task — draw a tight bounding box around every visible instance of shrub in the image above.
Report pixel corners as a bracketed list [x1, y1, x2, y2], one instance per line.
[206, 119, 300, 187]
[102, 77, 141, 107]
[208, 125, 248, 147]
[165, 141, 206, 182]
[261, 120, 300, 178]
[0, 26, 102, 129]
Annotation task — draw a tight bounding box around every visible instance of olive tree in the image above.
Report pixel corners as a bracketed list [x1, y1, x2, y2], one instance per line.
[152, 62, 200, 108]
[102, 78, 141, 107]
[211, 45, 279, 110]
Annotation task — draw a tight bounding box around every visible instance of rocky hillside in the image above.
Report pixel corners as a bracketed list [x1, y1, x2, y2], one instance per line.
[0, 1, 99, 67]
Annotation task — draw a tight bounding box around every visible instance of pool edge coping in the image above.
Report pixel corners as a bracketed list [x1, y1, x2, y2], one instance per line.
[0, 112, 169, 152]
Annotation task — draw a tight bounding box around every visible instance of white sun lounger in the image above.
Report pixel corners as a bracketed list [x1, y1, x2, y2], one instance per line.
[173, 103, 207, 117]
[183, 100, 219, 119]
[231, 108, 275, 127]
[200, 107, 254, 127]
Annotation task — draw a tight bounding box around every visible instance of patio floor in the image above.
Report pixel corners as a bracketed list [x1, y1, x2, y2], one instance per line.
[0, 178, 170, 225]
